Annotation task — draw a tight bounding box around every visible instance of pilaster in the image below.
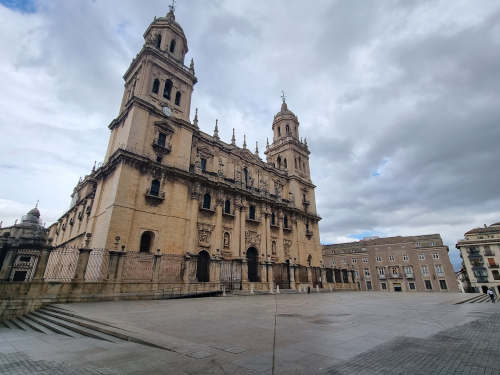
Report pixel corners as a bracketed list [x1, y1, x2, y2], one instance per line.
[72, 248, 92, 282]
[33, 248, 52, 281]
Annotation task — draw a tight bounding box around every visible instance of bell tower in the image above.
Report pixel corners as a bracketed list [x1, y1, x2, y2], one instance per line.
[117, 5, 197, 123]
[266, 95, 311, 180]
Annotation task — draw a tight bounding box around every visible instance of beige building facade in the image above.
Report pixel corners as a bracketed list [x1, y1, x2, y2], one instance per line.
[323, 234, 459, 293]
[456, 222, 500, 294]
[46, 9, 332, 291]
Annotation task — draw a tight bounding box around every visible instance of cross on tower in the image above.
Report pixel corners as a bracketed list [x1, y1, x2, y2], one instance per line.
[169, 0, 176, 13]
[281, 90, 286, 103]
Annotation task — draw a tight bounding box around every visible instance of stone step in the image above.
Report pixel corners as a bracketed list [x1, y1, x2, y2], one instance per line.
[25, 313, 81, 337]
[16, 316, 47, 334]
[31, 310, 116, 342]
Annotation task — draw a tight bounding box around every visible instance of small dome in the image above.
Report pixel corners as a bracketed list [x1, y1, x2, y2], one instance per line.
[27, 207, 40, 218]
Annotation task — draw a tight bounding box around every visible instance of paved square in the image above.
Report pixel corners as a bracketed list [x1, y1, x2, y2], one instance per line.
[1, 292, 499, 374]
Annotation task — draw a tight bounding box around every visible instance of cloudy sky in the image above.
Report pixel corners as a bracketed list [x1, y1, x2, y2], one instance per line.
[1, 0, 500, 270]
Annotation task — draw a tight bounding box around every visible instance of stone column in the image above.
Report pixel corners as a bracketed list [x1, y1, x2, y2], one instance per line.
[113, 252, 126, 296]
[267, 261, 274, 291]
[152, 254, 162, 290]
[72, 248, 92, 282]
[241, 258, 248, 290]
[233, 203, 241, 257]
[289, 264, 296, 290]
[214, 199, 223, 256]
[32, 248, 51, 281]
[260, 262, 267, 283]
[278, 212, 284, 259]
[107, 251, 121, 280]
[307, 266, 312, 284]
[321, 268, 327, 289]
[240, 206, 247, 257]
[182, 256, 192, 283]
[188, 191, 200, 254]
[0, 249, 15, 281]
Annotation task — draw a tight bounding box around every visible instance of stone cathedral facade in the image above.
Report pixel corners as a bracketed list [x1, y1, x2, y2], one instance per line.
[47, 9, 331, 290]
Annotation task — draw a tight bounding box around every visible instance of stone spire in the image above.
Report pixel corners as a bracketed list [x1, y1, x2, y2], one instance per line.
[189, 58, 195, 74]
[266, 137, 269, 149]
[243, 134, 247, 149]
[231, 128, 236, 145]
[193, 108, 199, 128]
[255, 141, 259, 156]
[213, 119, 219, 140]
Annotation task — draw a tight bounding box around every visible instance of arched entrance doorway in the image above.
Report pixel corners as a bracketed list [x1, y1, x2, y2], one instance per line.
[196, 250, 210, 282]
[481, 285, 489, 294]
[247, 247, 259, 282]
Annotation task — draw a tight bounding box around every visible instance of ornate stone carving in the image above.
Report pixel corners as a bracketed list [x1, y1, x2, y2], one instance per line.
[197, 223, 214, 247]
[283, 239, 292, 259]
[223, 232, 230, 248]
[245, 230, 261, 249]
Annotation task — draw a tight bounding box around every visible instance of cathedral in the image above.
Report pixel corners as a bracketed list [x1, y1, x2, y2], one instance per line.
[47, 8, 328, 289]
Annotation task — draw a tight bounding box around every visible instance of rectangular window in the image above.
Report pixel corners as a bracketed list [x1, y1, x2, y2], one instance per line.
[425, 280, 432, 290]
[419, 253, 425, 260]
[376, 256, 382, 262]
[366, 281, 372, 290]
[362, 257, 368, 263]
[416, 241, 422, 247]
[435, 264, 444, 275]
[402, 254, 409, 261]
[421, 265, 429, 276]
[364, 268, 370, 276]
[200, 158, 207, 172]
[378, 267, 385, 275]
[439, 280, 447, 290]
[381, 282, 387, 290]
[432, 253, 440, 260]
[158, 133, 166, 147]
[409, 282, 415, 290]
[405, 266, 413, 274]
[388, 255, 394, 262]
[352, 258, 357, 264]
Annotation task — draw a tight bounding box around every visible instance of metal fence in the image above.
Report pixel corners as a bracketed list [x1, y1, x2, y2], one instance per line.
[84, 249, 109, 282]
[44, 247, 79, 282]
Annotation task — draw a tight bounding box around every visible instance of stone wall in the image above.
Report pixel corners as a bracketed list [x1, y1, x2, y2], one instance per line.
[0, 246, 358, 320]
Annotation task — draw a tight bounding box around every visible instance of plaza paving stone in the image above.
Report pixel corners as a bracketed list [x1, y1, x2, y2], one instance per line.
[0, 292, 499, 374]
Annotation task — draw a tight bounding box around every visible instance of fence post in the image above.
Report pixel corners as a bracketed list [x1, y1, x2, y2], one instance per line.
[32, 248, 52, 281]
[267, 261, 274, 292]
[289, 264, 296, 290]
[0, 249, 16, 280]
[72, 248, 92, 282]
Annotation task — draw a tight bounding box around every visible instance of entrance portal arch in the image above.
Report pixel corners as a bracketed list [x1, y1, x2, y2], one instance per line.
[246, 247, 259, 282]
[196, 250, 210, 282]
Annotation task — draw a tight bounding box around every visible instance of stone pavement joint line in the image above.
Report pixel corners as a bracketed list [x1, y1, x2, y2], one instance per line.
[0, 351, 118, 375]
[326, 312, 500, 375]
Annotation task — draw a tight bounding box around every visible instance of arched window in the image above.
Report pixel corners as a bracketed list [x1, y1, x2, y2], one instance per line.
[163, 79, 172, 100]
[224, 199, 231, 214]
[152, 79, 160, 94]
[156, 34, 162, 49]
[249, 205, 256, 220]
[243, 167, 248, 187]
[284, 158, 287, 169]
[307, 254, 312, 266]
[278, 127, 281, 136]
[272, 241, 277, 255]
[158, 133, 166, 147]
[295, 158, 298, 169]
[140, 231, 154, 252]
[169, 39, 176, 53]
[150, 179, 160, 196]
[203, 193, 211, 209]
[277, 156, 281, 169]
[286, 124, 290, 134]
[175, 91, 181, 106]
[271, 212, 276, 226]
[284, 215, 288, 229]
[196, 250, 210, 282]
